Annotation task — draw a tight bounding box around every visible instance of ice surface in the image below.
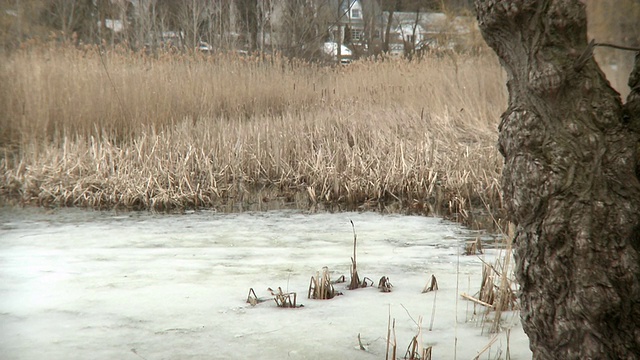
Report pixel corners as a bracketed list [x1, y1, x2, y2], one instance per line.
[0, 208, 532, 359]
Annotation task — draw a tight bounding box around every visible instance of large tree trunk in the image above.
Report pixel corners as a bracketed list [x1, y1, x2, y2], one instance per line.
[475, 1, 640, 358]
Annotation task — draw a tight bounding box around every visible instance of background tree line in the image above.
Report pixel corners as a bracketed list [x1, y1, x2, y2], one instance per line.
[0, 1, 638, 74]
[0, 1, 473, 54]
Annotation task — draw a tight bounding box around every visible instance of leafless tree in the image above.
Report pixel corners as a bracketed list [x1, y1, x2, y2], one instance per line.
[277, 0, 330, 59]
[380, 0, 399, 53]
[174, 0, 209, 50]
[43, 0, 97, 43]
[361, 0, 378, 54]
[237, 0, 258, 51]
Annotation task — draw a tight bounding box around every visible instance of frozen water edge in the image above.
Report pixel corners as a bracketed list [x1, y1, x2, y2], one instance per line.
[0, 208, 532, 359]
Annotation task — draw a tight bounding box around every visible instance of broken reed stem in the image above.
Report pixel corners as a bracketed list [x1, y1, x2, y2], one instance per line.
[460, 292, 494, 308]
[473, 333, 500, 360]
[424, 346, 433, 360]
[357, 333, 366, 351]
[492, 222, 515, 333]
[319, 269, 325, 299]
[429, 288, 438, 331]
[392, 319, 397, 360]
[386, 305, 391, 360]
[506, 329, 511, 360]
[351, 219, 357, 268]
[348, 219, 362, 290]
[404, 316, 426, 360]
[406, 336, 419, 359]
[417, 316, 424, 356]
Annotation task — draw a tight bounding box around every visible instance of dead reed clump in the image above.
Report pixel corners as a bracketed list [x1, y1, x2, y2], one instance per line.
[0, 44, 507, 219]
[308, 267, 343, 300]
[463, 237, 483, 255]
[422, 275, 439, 293]
[385, 311, 433, 360]
[268, 287, 302, 308]
[479, 263, 497, 305]
[405, 336, 433, 360]
[486, 223, 519, 333]
[246, 288, 269, 306]
[378, 276, 393, 292]
[247, 287, 301, 308]
[461, 223, 519, 333]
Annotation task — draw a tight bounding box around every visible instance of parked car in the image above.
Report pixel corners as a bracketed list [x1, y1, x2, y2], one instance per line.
[197, 41, 213, 53]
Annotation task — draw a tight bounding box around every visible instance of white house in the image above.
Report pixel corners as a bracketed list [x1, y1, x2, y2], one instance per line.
[382, 11, 475, 55]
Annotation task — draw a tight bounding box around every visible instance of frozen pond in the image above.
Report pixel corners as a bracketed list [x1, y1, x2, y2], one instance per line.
[0, 208, 531, 359]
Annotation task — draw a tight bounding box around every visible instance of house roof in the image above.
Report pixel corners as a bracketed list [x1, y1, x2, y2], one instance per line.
[339, 0, 358, 13]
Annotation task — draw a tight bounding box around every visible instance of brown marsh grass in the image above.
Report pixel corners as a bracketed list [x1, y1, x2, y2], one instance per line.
[0, 43, 506, 225]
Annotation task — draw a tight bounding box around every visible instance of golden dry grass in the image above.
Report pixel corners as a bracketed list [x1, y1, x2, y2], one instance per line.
[0, 43, 507, 225]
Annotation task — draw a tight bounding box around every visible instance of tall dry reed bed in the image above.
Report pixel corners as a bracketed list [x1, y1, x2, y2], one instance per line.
[0, 44, 506, 225]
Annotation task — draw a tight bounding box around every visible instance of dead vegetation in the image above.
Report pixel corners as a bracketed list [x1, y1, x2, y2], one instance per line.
[0, 43, 516, 354]
[422, 275, 439, 293]
[243, 219, 516, 356]
[246, 288, 265, 306]
[268, 287, 302, 308]
[253, 220, 382, 310]
[348, 220, 374, 290]
[378, 276, 393, 292]
[0, 43, 506, 225]
[308, 267, 344, 300]
[386, 309, 433, 360]
[405, 335, 433, 360]
[246, 287, 302, 308]
[463, 237, 483, 255]
[461, 223, 519, 333]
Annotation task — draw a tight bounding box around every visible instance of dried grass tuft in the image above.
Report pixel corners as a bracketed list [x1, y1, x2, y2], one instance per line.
[422, 275, 439, 293]
[378, 276, 393, 292]
[479, 263, 496, 306]
[246, 288, 261, 306]
[268, 287, 302, 308]
[405, 337, 433, 360]
[461, 222, 519, 334]
[308, 267, 343, 300]
[403, 316, 432, 360]
[463, 237, 483, 255]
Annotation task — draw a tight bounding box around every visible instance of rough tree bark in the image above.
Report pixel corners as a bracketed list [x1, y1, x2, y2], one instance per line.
[475, 1, 640, 358]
